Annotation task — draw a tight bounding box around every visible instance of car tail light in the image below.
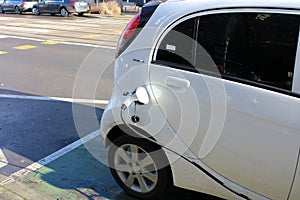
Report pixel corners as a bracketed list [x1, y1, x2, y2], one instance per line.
[116, 13, 141, 57]
[22, 2, 26, 6]
[70, 1, 76, 6]
[116, 1, 160, 57]
[123, 13, 141, 40]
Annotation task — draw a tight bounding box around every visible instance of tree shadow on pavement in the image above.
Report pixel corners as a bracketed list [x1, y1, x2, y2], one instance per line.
[20, 135, 222, 200]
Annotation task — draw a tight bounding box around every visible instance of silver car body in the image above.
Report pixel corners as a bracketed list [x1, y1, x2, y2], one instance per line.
[101, 0, 300, 199]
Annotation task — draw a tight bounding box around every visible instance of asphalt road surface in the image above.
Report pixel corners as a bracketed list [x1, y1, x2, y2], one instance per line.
[0, 14, 121, 176]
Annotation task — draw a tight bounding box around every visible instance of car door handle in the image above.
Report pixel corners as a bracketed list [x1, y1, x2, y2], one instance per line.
[165, 76, 190, 89]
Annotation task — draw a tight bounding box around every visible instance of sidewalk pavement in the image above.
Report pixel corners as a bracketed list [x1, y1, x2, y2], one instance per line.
[0, 174, 52, 200]
[0, 136, 135, 200]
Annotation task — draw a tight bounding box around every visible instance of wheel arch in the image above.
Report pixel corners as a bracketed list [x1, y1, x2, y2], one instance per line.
[60, 6, 67, 11]
[106, 124, 158, 148]
[106, 124, 174, 185]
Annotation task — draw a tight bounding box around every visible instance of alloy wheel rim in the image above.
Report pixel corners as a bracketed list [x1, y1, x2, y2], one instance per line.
[32, 8, 37, 15]
[114, 144, 158, 193]
[15, 7, 20, 14]
[61, 8, 67, 16]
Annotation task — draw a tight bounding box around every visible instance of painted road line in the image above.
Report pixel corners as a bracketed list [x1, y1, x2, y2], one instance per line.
[83, 34, 99, 38]
[13, 45, 38, 50]
[10, 130, 100, 179]
[113, 17, 134, 21]
[112, 30, 122, 34]
[59, 41, 115, 49]
[41, 41, 60, 45]
[0, 35, 45, 42]
[0, 51, 8, 55]
[0, 94, 109, 105]
[0, 148, 8, 169]
[1, 35, 116, 49]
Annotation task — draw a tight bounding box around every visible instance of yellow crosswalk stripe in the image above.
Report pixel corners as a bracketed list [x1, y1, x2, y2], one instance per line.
[14, 45, 38, 50]
[83, 34, 99, 38]
[41, 41, 60, 45]
[112, 30, 122, 34]
[0, 51, 7, 55]
[113, 17, 134, 21]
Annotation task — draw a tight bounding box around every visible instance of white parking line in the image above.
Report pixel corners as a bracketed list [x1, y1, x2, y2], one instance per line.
[0, 94, 109, 105]
[0, 34, 116, 49]
[0, 35, 45, 42]
[0, 148, 8, 169]
[9, 130, 101, 180]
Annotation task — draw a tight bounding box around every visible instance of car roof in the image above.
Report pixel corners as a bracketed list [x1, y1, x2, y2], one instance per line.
[147, 0, 300, 28]
[163, 0, 300, 11]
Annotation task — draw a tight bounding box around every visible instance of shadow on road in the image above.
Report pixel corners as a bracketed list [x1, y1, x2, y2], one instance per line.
[0, 89, 103, 176]
[20, 136, 222, 200]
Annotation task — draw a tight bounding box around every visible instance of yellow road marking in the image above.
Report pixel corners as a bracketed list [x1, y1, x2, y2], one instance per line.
[113, 17, 134, 21]
[112, 30, 122, 34]
[41, 41, 60, 45]
[83, 34, 99, 38]
[0, 51, 7, 55]
[14, 45, 37, 50]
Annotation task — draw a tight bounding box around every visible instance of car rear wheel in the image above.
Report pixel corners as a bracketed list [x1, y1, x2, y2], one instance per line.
[78, 12, 84, 16]
[108, 135, 171, 199]
[0, 6, 4, 14]
[15, 6, 21, 14]
[60, 7, 68, 17]
[32, 7, 40, 15]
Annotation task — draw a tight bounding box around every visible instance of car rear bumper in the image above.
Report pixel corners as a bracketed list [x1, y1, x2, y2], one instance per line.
[20, 6, 32, 12]
[67, 5, 89, 13]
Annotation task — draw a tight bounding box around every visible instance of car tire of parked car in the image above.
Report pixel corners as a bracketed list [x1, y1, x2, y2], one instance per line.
[60, 7, 68, 17]
[14, 6, 21, 15]
[108, 135, 171, 200]
[32, 7, 40, 15]
[78, 12, 84, 16]
[0, 6, 4, 14]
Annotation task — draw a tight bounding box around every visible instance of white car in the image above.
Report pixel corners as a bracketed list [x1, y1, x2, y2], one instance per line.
[101, 0, 300, 199]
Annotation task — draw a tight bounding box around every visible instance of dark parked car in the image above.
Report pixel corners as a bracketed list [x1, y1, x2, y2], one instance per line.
[0, 0, 38, 14]
[32, 0, 89, 17]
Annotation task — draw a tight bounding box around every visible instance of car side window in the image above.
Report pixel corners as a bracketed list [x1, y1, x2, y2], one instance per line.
[155, 18, 197, 70]
[154, 12, 300, 92]
[196, 13, 300, 91]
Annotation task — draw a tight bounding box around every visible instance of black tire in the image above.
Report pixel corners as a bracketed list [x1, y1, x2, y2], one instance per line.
[60, 7, 68, 17]
[0, 6, 4, 14]
[78, 12, 84, 16]
[108, 135, 171, 200]
[50, 13, 55, 16]
[15, 6, 21, 15]
[32, 7, 40, 15]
